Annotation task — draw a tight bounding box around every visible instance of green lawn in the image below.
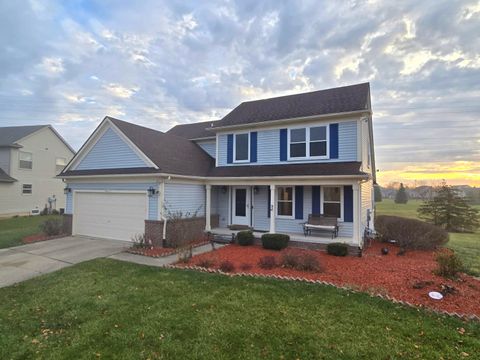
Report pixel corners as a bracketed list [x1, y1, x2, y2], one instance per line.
[376, 199, 480, 276]
[0, 259, 478, 359]
[0, 215, 61, 249]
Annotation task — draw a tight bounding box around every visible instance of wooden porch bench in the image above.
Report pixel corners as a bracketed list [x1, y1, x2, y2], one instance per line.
[302, 214, 339, 239]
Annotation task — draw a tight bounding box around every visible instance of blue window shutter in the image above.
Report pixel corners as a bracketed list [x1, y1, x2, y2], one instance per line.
[227, 134, 233, 164]
[312, 186, 321, 215]
[280, 129, 287, 161]
[329, 123, 339, 159]
[295, 186, 303, 219]
[267, 187, 271, 218]
[250, 132, 257, 163]
[344, 185, 353, 222]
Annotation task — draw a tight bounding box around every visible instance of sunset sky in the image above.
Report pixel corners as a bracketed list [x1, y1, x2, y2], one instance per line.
[0, 1, 479, 186]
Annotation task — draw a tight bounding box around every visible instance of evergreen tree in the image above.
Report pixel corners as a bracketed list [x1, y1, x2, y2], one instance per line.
[394, 183, 408, 204]
[374, 185, 382, 202]
[418, 184, 480, 232]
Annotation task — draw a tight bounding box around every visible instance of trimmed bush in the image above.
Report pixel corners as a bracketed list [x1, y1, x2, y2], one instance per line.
[40, 218, 63, 236]
[434, 250, 464, 279]
[375, 215, 449, 252]
[258, 256, 276, 269]
[219, 261, 235, 272]
[261, 233, 290, 250]
[327, 243, 349, 257]
[280, 251, 301, 269]
[280, 250, 323, 272]
[236, 230, 254, 246]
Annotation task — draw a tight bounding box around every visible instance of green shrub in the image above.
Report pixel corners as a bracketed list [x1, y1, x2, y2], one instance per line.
[375, 215, 449, 252]
[434, 250, 464, 279]
[327, 243, 349, 257]
[51, 209, 60, 215]
[40, 218, 63, 236]
[258, 256, 277, 269]
[261, 233, 290, 250]
[236, 230, 254, 246]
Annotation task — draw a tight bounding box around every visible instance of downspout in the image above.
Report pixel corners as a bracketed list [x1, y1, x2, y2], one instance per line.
[159, 181, 167, 246]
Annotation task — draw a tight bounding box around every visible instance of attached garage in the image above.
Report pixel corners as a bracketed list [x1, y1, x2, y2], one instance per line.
[73, 191, 147, 241]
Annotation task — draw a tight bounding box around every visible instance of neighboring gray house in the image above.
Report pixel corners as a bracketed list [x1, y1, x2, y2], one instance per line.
[0, 125, 75, 216]
[60, 83, 376, 252]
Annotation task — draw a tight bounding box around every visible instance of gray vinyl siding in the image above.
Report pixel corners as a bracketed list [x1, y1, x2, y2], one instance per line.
[75, 128, 148, 170]
[195, 139, 216, 158]
[164, 183, 205, 217]
[217, 121, 357, 166]
[65, 182, 158, 220]
[0, 148, 11, 174]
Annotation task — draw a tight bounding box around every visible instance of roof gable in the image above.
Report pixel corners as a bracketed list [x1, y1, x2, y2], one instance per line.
[74, 127, 149, 170]
[0, 125, 48, 147]
[214, 83, 370, 129]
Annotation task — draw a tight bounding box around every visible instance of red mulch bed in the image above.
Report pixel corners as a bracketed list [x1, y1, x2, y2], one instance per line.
[127, 239, 210, 258]
[179, 242, 480, 317]
[22, 234, 66, 244]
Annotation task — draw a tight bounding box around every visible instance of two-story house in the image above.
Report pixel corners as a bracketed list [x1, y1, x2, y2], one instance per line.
[60, 83, 375, 252]
[0, 125, 75, 216]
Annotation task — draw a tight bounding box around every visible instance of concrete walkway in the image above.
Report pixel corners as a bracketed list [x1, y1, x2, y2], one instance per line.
[0, 236, 221, 288]
[107, 243, 223, 267]
[0, 236, 128, 288]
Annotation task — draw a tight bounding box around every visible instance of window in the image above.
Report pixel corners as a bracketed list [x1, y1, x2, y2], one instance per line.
[277, 186, 294, 217]
[323, 186, 342, 219]
[19, 151, 33, 169]
[288, 126, 328, 159]
[234, 133, 249, 162]
[56, 157, 67, 173]
[22, 184, 32, 195]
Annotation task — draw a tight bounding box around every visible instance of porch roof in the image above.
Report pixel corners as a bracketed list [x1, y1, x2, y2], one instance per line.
[208, 161, 367, 178]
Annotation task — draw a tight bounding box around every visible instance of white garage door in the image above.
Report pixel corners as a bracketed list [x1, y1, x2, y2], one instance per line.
[73, 192, 147, 241]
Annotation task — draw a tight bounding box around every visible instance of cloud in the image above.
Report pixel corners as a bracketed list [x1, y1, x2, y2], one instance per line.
[0, 0, 478, 187]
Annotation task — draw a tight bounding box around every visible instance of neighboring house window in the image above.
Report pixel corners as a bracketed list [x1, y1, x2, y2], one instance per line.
[288, 126, 328, 159]
[234, 133, 249, 162]
[277, 186, 294, 217]
[322, 186, 342, 220]
[19, 151, 33, 169]
[56, 157, 67, 173]
[22, 184, 32, 195]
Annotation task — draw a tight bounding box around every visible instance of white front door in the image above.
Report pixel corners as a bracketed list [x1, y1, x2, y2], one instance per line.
[232, 187, 251, 226]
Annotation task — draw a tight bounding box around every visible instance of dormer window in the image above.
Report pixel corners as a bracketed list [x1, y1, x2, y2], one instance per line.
[234, 133, 249, 162]
[288, 126, 329, 159]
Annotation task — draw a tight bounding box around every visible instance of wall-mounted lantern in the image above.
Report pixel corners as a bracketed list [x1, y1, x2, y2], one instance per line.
[148, 186, 158, 197]
[63, 186, 71, 194]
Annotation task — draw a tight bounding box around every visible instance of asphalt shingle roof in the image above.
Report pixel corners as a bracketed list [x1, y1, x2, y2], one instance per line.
[0, 125, 47, 147]
[0, 168, 17, 182]
[213, 82, 370, 129]
[166, 120, 219, 140]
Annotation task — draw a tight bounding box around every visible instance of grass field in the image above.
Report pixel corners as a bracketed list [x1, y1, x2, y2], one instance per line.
[0, 215, 61, 249]
[0, 259, 479, 359]
[376, 199, 480, 276]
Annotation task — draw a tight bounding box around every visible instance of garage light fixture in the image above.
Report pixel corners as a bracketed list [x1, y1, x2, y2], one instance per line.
[63, 186, 71, 194]
[148, 186, 158, 196]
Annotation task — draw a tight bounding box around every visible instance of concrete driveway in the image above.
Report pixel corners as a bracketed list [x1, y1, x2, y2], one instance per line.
[0, 236, 129, 288]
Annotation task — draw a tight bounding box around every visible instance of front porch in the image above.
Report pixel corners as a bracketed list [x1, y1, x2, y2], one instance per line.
[204, 182, 363, 247]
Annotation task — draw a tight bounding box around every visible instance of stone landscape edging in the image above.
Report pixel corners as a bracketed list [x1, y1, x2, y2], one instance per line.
[166, 264, 480, 322]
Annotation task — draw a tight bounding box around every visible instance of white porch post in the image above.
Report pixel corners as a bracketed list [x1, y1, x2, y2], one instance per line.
[205, 184, 211, 231]
[352, 183, 360, 246]
[269, 184, 276, 233]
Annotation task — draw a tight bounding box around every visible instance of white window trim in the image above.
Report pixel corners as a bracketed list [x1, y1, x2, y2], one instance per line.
[276, 186, 295, 219]
[22, 184, 33, 195]
[321, 186, 343, 222]
[287, 125, 330, 160]
[233, 132, 250, 163]
[18, 151, 33, 170]
[55, 157, 67, 173]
